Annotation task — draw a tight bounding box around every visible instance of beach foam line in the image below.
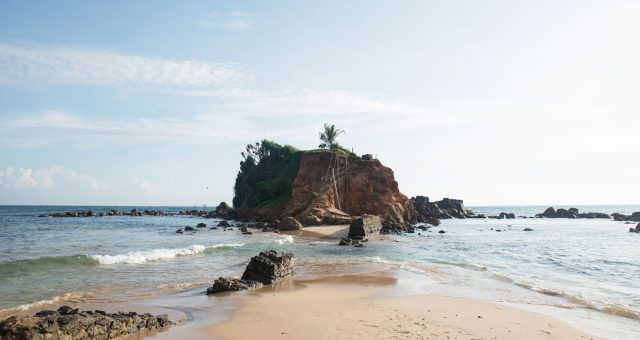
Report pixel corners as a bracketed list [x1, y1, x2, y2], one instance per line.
[272, 235, 294, 245]
[0, 292, 93, 319]
[91, 243, 245, 265]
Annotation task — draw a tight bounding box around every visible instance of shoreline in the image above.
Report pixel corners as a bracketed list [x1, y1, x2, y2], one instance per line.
[2, 221, 639, 339]
[157, 266, 599, 340]
[0, 253, 618, 340]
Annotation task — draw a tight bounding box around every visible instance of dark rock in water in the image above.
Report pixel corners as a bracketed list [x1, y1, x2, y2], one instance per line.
[38, 214, 47, 218]
[217, 220, 230, 227]
[242, 231, 253, 235]
[632, 212, 640, 222]
[406, 226, 415, 233]
[438, 230, 446, 234]
[206, 277, 263, 294]
[538, 207, 558, 218]
[206, 202, 236, 220]
[0, 306, 171, 339]
[278, 217, 303, 231]
[241, 250, 294, 284]
[240, 225, 248, 232]
[613, 213, 630, 221]
[498, 212, 515, 219]
[209, 227, 217, 230]
[353, 242, 364, 248]
[630, 228, 637, 233]
[496, 229, 502, 232]
[184, 226, 195, 231]
[196, 223, 207, 228]
[338, 237, 351, 246]
[175, 229, 183, 234]
[523, 228, 533, 231]
[349, 215, 382, 240]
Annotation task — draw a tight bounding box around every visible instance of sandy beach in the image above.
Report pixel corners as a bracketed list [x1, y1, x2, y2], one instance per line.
[153, 268, 599, 340]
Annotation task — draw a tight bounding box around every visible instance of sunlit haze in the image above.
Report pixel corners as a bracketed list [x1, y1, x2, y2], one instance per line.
[1, 0, 639, 206]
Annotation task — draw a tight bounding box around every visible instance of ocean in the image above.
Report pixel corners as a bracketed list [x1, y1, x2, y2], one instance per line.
[1, 205, 639, 339]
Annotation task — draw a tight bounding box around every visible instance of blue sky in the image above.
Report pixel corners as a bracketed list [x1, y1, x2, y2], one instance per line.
[1, 0, 639, 206]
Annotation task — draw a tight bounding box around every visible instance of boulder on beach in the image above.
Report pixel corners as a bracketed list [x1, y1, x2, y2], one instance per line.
[196, 223, 207, 228]
[206, 277, 263, 294]
[277, 217, 303, 231]
[348, 215, 382, 240]
[206, 250, 294, 294]
[217, 220, 230, 227]
[241, 250, 295, 284]
[184, 226, 195, 231]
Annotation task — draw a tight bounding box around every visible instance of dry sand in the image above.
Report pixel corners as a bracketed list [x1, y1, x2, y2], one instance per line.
[201, 279, 598, 340]
[280, 224, 350, 239]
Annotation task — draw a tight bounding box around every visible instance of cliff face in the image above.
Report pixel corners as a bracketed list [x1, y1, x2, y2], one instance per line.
[281, 151, 415, 226]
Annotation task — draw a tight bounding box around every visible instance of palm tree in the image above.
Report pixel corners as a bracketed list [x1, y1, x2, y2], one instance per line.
[319, 123, 345, 150]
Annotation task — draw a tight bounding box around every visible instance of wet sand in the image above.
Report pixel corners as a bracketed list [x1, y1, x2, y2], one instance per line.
[155, 269, 598, 340]
[280, 224, 350, 239]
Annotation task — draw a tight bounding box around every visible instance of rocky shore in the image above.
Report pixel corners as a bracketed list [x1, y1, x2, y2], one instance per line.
[40, 202, 237, 220]
[0, 306, 171, 340]
[207, 250, 294, 294]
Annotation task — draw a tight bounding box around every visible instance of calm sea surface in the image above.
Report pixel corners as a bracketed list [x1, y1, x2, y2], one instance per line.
[1, 205, 639, 339]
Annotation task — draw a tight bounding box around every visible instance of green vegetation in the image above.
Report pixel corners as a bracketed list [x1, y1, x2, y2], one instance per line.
[318, 123, 345, 150]
[232, 124, 359, 212]
[233, 140, 302, 211]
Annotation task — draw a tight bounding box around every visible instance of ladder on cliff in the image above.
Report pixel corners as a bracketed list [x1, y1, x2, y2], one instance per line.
[318, 152, 349, 213]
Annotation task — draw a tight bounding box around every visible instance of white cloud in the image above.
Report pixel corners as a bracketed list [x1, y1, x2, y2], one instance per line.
[0, 43, 246, 87]
[0, 166, 106, 191]
[133, 178, 153, 194]
[197, 11, 253, 32]
[0, 87, 490, 148]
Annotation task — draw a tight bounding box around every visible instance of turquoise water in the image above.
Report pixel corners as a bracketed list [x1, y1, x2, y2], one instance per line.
[1, 205, 639, 338]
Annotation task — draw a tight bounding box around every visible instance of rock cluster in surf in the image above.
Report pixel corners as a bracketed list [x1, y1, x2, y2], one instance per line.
[536, 207, 611, 219]
[207, 250, 294, 294]
[0, 305, 171, 340]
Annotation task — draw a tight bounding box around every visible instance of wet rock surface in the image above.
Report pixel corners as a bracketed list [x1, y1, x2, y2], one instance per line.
[207, 251, 294, 294]
[0, 305, 171, 340]
[348, 215, 382, 240]
[206, 277, 263, 294]
[277, 217, 303, 231]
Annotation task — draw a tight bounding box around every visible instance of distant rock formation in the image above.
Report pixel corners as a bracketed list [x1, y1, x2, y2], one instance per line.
[410, 196, 474, 224]
[613, 212, 640, 222]
[536, 207, 613, 219]
[237, 151, 417, 230]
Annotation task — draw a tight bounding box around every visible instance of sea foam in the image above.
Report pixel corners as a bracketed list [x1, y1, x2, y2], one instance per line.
[90, 243, 246, 264]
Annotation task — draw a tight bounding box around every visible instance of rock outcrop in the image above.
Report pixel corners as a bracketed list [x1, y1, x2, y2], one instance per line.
[410, 196, 473, 224]
[206, 277, 264, 294]
[277, 217, 303, 231]
[207, 250, 294, 294]
[0, 306, 171, 340]
[536, 207, 615, 219]
[206, 202, 236, 220]
[348, 215, 383, 240]
[279, 152, 415, 229]
[613, 212, 640, 222]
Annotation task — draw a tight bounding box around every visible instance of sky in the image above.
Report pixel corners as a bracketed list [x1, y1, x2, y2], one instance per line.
[0, 0, 639, 206]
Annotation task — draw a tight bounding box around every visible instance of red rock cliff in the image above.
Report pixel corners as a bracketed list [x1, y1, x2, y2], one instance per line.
[281, 151, 415, 226]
